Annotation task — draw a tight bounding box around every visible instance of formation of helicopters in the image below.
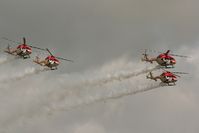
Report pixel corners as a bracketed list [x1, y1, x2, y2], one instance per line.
[141, 49, 188, 86]
[1, 37, 188, 86]
[2, 37, 73, 70]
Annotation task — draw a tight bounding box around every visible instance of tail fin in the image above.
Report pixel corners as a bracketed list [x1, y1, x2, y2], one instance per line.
[146, 72, 157, 81]
[33, 56, 40, 63]
[142, 54, 148, 61]
[7, 44, 11, 52]
[142, 50, 148, 61]
[146, 72, 153, 79]
[35, 56, 40, 62]
[141, 50, 153, 63]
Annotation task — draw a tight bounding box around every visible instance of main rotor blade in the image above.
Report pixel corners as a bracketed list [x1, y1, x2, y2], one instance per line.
[29, 45, 46, 51]
[141, 49, 162, 54]
[173, 74, 181, 78]
[56, 56, 74, 62]
[141, 49, 189, 58]
[173, 72, 189, 78]
[161, 68, 188, 74]
[173, 72, 189, 74]
[165, 50, 170, 55]
[169, 54, 189, 58]
[46, 48, 54, 56]
[23, 37, 26, 44]
[2, 37, 46, 51]
[160, 68, 167, 72]
[2, 37, 21, 44]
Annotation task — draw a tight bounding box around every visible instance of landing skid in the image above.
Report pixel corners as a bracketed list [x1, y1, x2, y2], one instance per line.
[159, 82, 176, 87]
[167, 84, 175, 86]
[160, 66, 174, 69]
[22, 55, 31, 59]
[50, 67, 58, 70]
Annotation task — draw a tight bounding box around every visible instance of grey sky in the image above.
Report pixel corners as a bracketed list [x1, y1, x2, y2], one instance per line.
[0, 0, 199, 133]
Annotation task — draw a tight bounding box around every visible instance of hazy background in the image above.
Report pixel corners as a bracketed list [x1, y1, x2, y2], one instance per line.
[0, 0, 199, 133]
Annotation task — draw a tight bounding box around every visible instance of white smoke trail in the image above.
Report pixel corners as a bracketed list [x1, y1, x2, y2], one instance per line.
[84, 65, 160, 86]
[1, 75, 163, 131]
[44, 77, 163, 114]
[0, 56, 17, 65]
[69, 57, 161, 88]
[0, 67, 49, 83]
[0, 77, 163, 133]
[0, 56, 8, 64]
[0, 58, 163, 132]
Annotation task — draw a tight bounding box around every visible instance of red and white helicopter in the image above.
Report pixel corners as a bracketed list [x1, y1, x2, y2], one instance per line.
[2, 37, 45, 59]
[141, 49, 188, 68]
[146, 69, 188, 86]
[33, 48, 73, 70]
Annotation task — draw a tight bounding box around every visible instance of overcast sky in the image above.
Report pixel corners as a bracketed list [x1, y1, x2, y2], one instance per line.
[0, 0, 199, 133]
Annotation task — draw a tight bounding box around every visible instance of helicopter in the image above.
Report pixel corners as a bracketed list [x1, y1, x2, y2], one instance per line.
[146, 69, 188, 86]
[141, 49, 188, 68]
[2, 37, 45, 59]
[33, 48, 73, 70]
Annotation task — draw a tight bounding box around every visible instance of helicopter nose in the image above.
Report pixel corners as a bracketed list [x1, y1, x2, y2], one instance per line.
[27, 49, 32, 54]
[173, 77, 177, 82]
[172, 59, 176, 64]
